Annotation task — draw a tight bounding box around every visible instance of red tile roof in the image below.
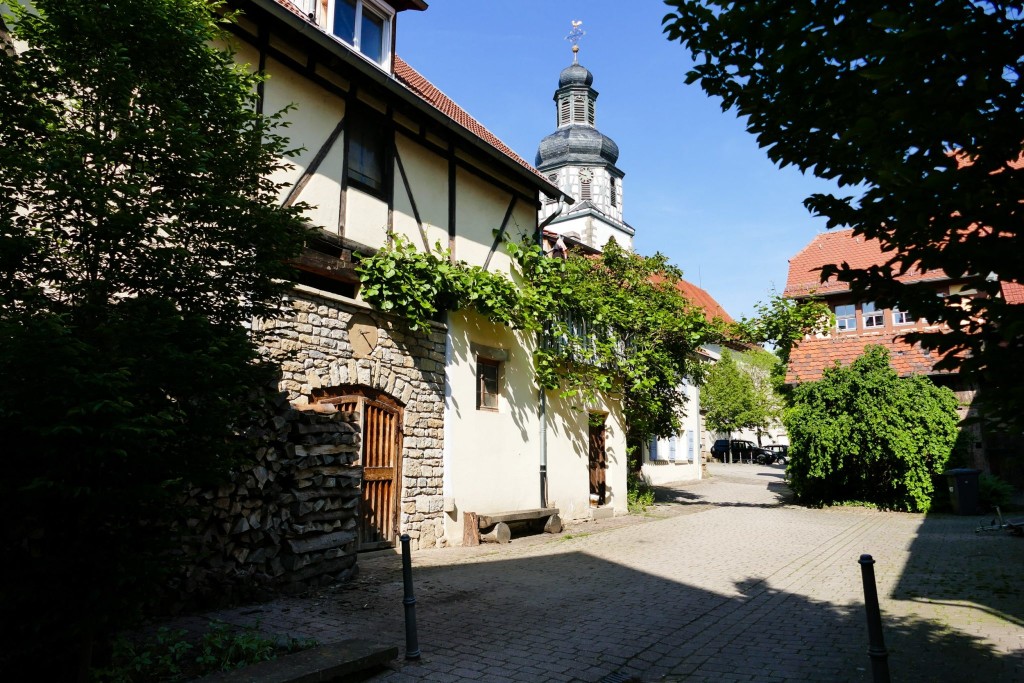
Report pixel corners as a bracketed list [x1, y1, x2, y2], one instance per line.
[784, 229, 950, 298]
[393, 56, 544, 180]
[675, 279, 734, 324]
[1001, 280, 1024, 304]
[649, 274, 733, 323]
[786, 331, 957, 384]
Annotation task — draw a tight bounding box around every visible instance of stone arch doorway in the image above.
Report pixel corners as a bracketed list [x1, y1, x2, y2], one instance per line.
[315, 386, 403, 550]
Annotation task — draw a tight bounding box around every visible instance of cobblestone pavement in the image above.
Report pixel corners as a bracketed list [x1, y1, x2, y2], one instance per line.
[175, 463, 1024, 682]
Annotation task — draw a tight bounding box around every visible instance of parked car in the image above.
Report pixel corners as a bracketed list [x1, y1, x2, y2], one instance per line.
[764, 444, 789, 465]
[711, 439, 771, 464]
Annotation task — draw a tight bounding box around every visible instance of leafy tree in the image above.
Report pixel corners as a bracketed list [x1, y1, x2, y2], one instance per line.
[664, 1, 1024, 425]
[784, 346, 960, 512]
[736, 292, 831, 385]
[701, 349, 757, 436]
[0, 0, 309, 677]
[541, 240, 723, 459]
[736, 348, 785, 444]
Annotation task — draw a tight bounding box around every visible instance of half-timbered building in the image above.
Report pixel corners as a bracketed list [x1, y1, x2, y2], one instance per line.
[227, 0, 628, 550]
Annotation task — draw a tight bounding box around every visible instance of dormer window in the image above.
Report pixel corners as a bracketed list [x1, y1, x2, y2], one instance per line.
[330, 0, 393, 68]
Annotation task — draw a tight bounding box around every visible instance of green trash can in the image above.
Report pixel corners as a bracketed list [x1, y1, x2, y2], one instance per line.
[943, 468, 981, 515]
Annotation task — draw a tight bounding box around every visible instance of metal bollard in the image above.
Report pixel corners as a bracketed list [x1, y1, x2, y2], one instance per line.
[400, 534, 421, 660]
[858, 554, 890, 683]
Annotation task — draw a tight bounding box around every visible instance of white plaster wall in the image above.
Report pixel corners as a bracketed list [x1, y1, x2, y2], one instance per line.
[393, 134, 449, 250]
[544, 387, 628, 520]
[261, 57, 346, 233]
[443, 310, 543, 542]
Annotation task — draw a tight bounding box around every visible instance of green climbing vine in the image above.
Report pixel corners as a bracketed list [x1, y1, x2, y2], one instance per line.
[356, 235, 724, 447]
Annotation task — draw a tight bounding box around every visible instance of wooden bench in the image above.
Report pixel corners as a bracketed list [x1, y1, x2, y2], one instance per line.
[463, 508, 561, 546]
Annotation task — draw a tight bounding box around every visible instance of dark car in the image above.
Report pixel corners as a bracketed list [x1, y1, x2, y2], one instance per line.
[711, 439, 770, 464]
[764, 444, 789, 465]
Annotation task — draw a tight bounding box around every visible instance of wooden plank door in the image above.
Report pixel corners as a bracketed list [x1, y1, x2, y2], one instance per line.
[588, 413, 607, 505]
[359, 398, 402, 549]
[316, 394, 403, 550]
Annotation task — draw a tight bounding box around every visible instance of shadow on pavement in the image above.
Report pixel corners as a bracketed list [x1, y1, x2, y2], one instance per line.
[191, 541, 1022, 682]
[894, 510, 1024, 627]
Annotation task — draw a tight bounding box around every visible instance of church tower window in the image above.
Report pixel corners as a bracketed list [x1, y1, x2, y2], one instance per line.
[559, 98, 570, 126]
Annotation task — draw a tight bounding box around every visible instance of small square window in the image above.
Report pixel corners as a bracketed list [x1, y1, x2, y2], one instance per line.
[863, 301, 884, 328]
[893, 307, 915, 325]
[476, 357, 500, 411]
[835, 303, 856, 331]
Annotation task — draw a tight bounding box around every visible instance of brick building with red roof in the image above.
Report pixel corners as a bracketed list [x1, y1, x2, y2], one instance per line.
[783, 228, 978, 385]
[782, 228, 1016, 471]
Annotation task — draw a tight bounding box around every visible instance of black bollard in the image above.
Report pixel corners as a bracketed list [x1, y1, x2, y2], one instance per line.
[858, 554, 890, 683]
[400, 534, 421, 660]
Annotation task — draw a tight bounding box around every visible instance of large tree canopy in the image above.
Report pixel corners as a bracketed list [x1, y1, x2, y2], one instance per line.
[0, 0, 310, 676]
[664, 1, 1024, 423]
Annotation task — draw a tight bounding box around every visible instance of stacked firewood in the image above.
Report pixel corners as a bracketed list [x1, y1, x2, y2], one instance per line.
[176, 394, 362, 604]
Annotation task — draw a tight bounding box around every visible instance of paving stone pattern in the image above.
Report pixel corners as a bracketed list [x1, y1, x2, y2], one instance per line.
[179, 463, 1024, 682]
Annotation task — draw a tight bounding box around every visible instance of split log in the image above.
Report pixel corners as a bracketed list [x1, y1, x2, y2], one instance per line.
[543, 514, 562, 534]
[463, 512, 480, 547]
[480, 522, 511, 544]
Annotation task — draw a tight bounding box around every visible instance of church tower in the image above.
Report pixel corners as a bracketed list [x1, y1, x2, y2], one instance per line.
[536, 28, 633, 251]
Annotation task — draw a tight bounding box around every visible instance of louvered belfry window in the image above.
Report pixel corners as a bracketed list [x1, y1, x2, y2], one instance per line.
[587, 99, 595, 125]
[580, 178, 592, 201]
[559, 98, 570, 126]
[573, 95, 585, 123]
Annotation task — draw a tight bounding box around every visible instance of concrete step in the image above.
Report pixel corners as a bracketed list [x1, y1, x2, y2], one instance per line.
[196, 638, 397, 683]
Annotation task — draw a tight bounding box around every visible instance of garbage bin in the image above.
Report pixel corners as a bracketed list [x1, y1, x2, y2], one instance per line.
[943, 468, 981, 515]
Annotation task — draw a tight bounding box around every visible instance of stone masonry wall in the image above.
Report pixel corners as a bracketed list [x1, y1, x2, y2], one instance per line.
[258, 288, 447, 549]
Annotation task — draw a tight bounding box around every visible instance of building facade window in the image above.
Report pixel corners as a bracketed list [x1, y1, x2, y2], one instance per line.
[893, 306, 915, 325]
[476, 357, 500, 411]
[579, 178, 591, 201]
[862, 301, 884, 328]
[573, 95, 586, 123]
[330, 0, 393, 67]
[649, 437, 660, 461]
[610, 176, 617, 207]
[346, 107, 386, 195]
[835, 303, 856, 331]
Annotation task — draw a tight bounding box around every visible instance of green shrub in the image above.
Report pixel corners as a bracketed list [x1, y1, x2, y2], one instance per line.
[979, 473, 1015, 510]
[784, 346, 960, 512]
[92, 621, 316, 683]
[627, 470, 656, 513]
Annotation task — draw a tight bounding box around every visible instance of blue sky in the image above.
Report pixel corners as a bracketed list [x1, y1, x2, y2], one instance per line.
[399, 1, 843, 320]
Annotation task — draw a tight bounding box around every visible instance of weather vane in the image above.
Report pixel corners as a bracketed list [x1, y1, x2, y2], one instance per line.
[565, 20, 585, 64]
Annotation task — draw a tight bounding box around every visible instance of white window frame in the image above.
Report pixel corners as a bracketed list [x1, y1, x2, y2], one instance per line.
[892, 306, 915, 325]
[835, 303, 856, 332]
[328, 0, 394, 69]
[862, 301, 884, 328]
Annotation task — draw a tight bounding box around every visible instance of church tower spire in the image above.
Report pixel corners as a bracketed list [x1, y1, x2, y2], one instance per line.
[536, 22, 632, 251]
